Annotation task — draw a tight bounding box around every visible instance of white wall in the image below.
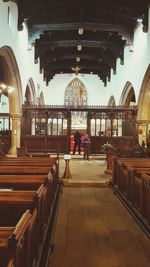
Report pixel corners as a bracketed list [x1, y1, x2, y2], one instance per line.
[0, 1, 150, 106]
[105, 20, 150, 104]
[44, 73, 106, 105]
[0, 0, 46, 103]
[0, 95, 9, 112]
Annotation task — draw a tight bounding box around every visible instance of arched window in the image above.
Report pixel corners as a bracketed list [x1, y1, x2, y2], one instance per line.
[64, 77, 87, 106]
[64, 78, 87, 130]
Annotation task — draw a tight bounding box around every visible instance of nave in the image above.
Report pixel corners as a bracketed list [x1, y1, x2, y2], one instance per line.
[49, 158, 150, 267]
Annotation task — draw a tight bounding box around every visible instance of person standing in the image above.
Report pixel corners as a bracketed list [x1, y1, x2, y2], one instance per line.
[81, 133, 90, 160]
[73, 130, 81, 154]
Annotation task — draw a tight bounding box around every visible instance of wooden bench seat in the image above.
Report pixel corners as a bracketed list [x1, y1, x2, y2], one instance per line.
[0, 174, 48, 190]
[0, 184, 61, 267]
[0, 210, 32, 267]
[0, 166, 51, 174]
[0, 188, 49, 267]
[0, 157, 58, 175]
[0, 159, 56, 166]
[113, 157, 150, 185]
[111, 158, 150, 231]
[0, 157, 61, 266]
[0, 156, 57, 162]
[0, 174, 55, 225]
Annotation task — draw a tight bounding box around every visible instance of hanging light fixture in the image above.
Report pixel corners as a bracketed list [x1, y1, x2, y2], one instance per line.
[0, 83, 15, 98]
[0, 83, 7, 90]
[0, 83, 7, 103]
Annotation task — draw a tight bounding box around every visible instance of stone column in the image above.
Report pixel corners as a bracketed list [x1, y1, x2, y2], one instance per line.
[137, 120, 148, 146]
[8, 113, 22, 156]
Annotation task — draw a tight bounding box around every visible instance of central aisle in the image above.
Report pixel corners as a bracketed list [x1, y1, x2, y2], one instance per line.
[49, 159, 150, 267]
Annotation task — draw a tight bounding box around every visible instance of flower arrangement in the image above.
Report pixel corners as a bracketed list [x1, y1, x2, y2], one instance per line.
[101, 142, 114, 153]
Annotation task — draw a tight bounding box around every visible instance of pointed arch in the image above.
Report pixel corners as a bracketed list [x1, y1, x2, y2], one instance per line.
[64, 77, 87, 106]
[119, 81, 136, 106]
[0, 46, 22, 114]
[107, 95, 116, 106]
[137, 65, 150, 120]
[24, 78, 36, 105]
[0, 46, 22, 155]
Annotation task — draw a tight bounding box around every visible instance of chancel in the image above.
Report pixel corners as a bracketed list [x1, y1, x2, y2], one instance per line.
[1, 0, 150, 266]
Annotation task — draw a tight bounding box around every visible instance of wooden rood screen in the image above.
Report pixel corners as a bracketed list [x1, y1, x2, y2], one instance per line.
[21, 105, 137, 154]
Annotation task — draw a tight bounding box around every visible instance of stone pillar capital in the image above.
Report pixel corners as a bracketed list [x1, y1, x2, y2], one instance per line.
[136, 120, 149, 125]
[10, 113, 22, 119]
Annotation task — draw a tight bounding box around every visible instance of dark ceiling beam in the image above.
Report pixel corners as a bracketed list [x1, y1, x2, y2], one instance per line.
[36, 46, 104, 58]
[30, 23, 127, 32]
[36, 39, 125, 49]
[39, 51, 115, 74]
[2, 0, 148, 86]
[45, 71, 108, 86]
[29, 23, 133, 45]
[37, 44, 120, 75]
[40, 48, 113, 61]
[44, 66, 109, 81]
[35, 41, 124, 64]
[44, 60, 110, 70]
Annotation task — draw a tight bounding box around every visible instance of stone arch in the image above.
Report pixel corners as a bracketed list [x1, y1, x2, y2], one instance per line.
[137, 65, 150, 146]
[0, 46, 22, 113]
[107, 95, 116, 106]
[137, 65, 150, 121]
[24, 78, 36, 105]
[119, 81, 136, 106]
[0, 46, 22, 155]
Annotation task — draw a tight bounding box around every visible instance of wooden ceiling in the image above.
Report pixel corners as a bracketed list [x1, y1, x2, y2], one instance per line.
[7, 0, 149, 85]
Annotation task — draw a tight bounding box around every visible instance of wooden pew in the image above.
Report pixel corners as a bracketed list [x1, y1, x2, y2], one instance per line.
[0, 156, 59, 180]
[0, 175, 53, 231]
[0, 156, 60, 214]
[0, 158, 59, 184]
[0, 210, 32, 267]
[0, 157, 59, 196]
[0, 174, 49, 190]
[111, 158, 150, 234]
[112, 157, 150, 201]
[0, 166, 51, 174]
[0, 189, 47, 267]
[6, 258, 14, 267]
[0, 158, 57, 166]
[112, 157, 150, 186]
[0, 157, 61, 266]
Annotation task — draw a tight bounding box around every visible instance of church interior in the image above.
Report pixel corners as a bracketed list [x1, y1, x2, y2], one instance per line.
[1, 0, 150, 266]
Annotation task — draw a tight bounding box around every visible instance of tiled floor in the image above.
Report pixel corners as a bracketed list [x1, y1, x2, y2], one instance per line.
[59, 156, 111, 183]
[49, 158, 150, 267]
